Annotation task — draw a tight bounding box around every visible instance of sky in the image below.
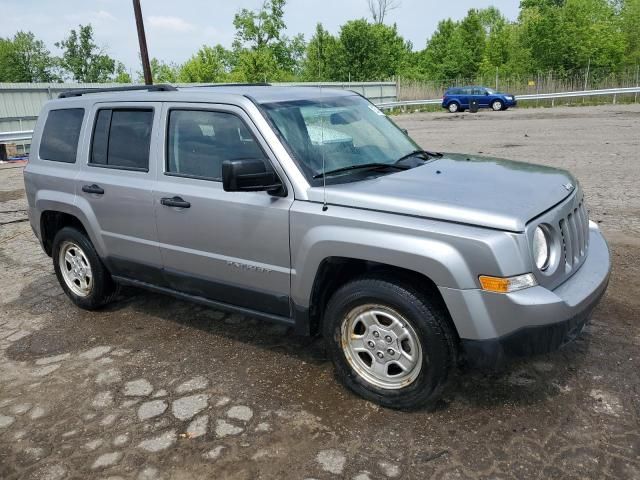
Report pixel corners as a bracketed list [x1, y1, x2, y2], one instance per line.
[2, 0, 520, 75]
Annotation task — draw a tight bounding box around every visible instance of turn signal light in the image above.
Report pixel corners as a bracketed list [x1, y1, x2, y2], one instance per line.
[479, 274, 537, 293]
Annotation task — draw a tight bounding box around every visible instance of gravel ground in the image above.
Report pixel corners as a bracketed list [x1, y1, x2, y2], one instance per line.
[0, 104, 639, 480]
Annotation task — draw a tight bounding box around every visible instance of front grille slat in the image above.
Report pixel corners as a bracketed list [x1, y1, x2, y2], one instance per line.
[569, 212, 580, 263]
[558, 196, 589, 272]
[581, 203, 589, 250]
[575, 206, 585, 256]
[560, 218, 573, 268]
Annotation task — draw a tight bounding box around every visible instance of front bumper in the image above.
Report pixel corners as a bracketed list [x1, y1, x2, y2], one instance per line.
[440, 223, 610, 368]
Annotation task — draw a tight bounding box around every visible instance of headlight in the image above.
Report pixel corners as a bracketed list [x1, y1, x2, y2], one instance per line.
[533, 226, 550, 270]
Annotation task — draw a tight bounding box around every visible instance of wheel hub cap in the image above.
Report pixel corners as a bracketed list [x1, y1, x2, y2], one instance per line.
[59, 241, 93, 297]
[341, 305, 423, 390]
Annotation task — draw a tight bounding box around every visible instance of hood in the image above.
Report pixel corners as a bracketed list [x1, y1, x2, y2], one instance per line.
[308, 154, 576, 232]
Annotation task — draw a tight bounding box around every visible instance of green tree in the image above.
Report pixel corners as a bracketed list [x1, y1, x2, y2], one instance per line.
[272, 34, 306, 78]
[302, 23, 341, 80]
[233, 0, 286, 49]
[233, 47, 280, 82]
[519, 0, 625, 74]
[619, 0, 640, 65]
[418, 19, 460, 81]
[147, 58, 180, 83]
[56, 24, 115, 82]
[0, 32, 58, 82]
[112, 62, 132, 83]
[334, 19, 411, 81]
[231, 0, 303, 80]
[179, 45, 231, 83]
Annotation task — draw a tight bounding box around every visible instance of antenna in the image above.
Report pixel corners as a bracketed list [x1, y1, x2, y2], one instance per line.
[321, 84, 328, 212]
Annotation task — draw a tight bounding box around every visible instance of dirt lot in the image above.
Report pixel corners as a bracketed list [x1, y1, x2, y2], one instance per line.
[1, 104, 639, 480]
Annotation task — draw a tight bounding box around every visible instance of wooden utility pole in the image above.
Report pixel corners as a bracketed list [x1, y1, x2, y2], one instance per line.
[132, 0, 152, 85]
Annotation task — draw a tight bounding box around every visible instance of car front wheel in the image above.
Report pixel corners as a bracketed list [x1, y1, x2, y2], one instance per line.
[492, 100, 504, 111]
[323, 276, 457, 409]
[52, 227, 119, 310]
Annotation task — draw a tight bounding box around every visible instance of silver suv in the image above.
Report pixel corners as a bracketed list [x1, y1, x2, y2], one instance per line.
[24, 84, 611, 409]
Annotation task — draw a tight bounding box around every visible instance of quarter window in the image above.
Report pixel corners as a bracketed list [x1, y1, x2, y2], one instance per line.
[90, 109, 153, 171]
[39, 108, 84, 163]
[167, 110, 267, 180]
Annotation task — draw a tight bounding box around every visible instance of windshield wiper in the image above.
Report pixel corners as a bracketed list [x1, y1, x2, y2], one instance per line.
[394, 149, 443, 164]
[313, 162, 409, 179]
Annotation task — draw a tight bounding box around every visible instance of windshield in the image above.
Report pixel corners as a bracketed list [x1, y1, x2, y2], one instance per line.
[485, 88, 496, 94]
[261, 95, 422, 185]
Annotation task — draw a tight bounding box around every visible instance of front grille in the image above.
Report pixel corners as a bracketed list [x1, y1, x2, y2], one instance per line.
[558, 199, 589, 270]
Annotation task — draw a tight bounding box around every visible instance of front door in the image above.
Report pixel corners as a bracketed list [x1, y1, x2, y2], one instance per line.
[476, 88, 491, 107]
[153, 104, 293, 317]
[76, 102, 164, 283]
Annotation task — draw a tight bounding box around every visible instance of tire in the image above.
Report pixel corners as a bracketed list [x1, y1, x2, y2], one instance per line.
[448, 102, 460, 113]
[52, 227, 119, 310]
[491, 100, 504, 111]
[323, 276, 457, 410]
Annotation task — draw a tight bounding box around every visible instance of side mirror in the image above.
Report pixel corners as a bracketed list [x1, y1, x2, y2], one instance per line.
[222, 159, 284, 195]
[485, 91, 490, 96]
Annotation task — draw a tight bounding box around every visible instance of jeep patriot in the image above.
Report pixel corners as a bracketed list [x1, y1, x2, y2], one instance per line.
[23, 84, 611, 408]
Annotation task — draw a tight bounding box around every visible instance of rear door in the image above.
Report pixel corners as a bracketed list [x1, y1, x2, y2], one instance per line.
[153, 103, 293, 317]
[75, 102, 164, 284]
[459, 88, 473, 108]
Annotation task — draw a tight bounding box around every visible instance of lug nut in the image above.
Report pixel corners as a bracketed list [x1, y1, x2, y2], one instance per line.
[376, 351, 384, 359]
[387, 348, 395, 355]
[385, 335, 393, 343]
[367, 341, 375, 348]
[372, 331, 380, 338]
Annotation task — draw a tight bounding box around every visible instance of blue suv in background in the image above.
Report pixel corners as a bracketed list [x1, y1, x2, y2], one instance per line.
[442, 86, 517, 113]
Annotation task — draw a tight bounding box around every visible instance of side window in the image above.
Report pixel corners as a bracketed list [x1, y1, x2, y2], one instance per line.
[90, 109, 153, 171]
[39, 108, 84, 163]
[167, 110, 267, 180]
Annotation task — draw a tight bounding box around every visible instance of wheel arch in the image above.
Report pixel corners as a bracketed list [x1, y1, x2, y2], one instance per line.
[37, 202, 104, 260]
[302, 256, 460, 348]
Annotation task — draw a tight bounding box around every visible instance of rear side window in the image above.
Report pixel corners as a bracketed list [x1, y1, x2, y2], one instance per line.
[39, 108, 84, 163]
[90, 109, 153, 171]
[167, 109, 266, 180]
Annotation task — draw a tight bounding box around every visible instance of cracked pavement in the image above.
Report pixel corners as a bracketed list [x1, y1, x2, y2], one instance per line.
[1, 105, 639, 479]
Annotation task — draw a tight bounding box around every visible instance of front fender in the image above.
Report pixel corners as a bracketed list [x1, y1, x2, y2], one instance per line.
[290, 202, 529, 308]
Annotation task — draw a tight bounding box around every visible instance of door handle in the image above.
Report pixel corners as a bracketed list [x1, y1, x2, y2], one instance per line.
[161, 196, 191, 208]
[82, 184, 104, 195]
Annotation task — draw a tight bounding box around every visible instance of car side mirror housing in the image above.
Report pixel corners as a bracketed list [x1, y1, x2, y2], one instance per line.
[222, 159, 284, 195]
[485, 91, 490, 96]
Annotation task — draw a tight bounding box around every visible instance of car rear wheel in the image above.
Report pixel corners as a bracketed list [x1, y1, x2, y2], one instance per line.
[448, 102, 460, 113]
[53, 227, 119, 310]
[323, 276, 457, 409]
[492, 100, 504, 111]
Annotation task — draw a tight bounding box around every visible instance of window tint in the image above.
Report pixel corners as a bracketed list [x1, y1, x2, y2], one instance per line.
[167, 110, 267, 180]
[90, 109, 153, 171]
[39, 109, 84, 163]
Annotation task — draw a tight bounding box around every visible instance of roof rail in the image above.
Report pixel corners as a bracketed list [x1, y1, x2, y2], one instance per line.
[58, 84, 177, 99]
[188, 83, 271, 88]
